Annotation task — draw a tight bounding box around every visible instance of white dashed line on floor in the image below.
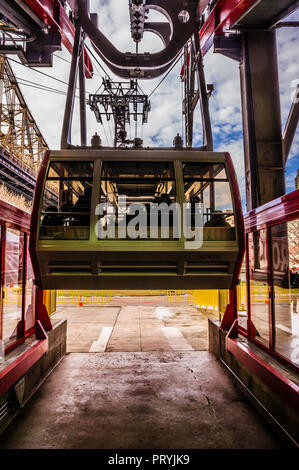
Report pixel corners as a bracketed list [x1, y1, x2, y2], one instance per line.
[161, 326, 194, 351]
[89, 326, 114, 352]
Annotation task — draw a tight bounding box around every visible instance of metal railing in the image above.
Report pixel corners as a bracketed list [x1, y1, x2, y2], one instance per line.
[2, 285, 294, 311]
[167, 290, 194, 304]
[56, 290, 112, 305]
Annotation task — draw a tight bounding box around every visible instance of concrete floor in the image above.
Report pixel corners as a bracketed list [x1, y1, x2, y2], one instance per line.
[0, 299, 287, 449]
[52, 302, 215, 353]
[0, 351, 283, 449]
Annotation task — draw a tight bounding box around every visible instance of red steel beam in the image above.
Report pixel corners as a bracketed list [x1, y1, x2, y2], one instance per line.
[23, 0, 93, 77]
[181, 0, 258, 78]
[199, 0, 258, 54]
[244, 188, 299, 232]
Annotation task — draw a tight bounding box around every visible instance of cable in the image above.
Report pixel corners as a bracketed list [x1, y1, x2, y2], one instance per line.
[14, 75, 81, 99]
[84, 46, 146, 98]
[16, 80, 81, 100]
[7, 56, 71, 87]
[53, 53, 71, 65]
[101, 120, 110, 146]
[83, 45, 115, 102]
[5, 36, 114, 95]
[84, 44, 113, 80]
[15, 76, 69, 96]
[107, 118, 114, 146]
[84, 45, 152, 145]
[93, 82, 104, 96]
[148, 52, 183, 98]
[53, 52, 102, 79]
[15, 80, 68, 96]
[73, 44, 114, 146]
[6, 45, 118, 146]
[137, 82, 146, 96]
[6, 56, 92, 95]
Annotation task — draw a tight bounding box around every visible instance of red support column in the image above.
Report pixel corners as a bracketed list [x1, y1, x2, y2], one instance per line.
[221, 285, 238, 330]
[34, 286, 52, 333]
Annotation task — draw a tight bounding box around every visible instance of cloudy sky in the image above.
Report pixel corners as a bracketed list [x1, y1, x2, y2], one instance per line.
[9, 0, 299, 209]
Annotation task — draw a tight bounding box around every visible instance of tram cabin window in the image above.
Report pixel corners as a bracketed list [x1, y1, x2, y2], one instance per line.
[40, 161, 93, 240]
[182, 162, 235, 241]
[99, 161, 177, 239]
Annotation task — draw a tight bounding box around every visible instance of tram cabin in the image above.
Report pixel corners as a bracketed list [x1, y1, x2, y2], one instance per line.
[30, 149, 244, 290]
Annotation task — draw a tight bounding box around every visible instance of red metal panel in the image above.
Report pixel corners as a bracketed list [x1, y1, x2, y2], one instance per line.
[0, 338, 48, 395]
[198, 0, 259, 56]
[23, 0, 93, 77]
[244, 189, 299, 232]
[199, 8, 217, 56]
[4, 337, 25, 355]
[217, 0, 259, 29]
[35, 287, 53, 332]
[23, 0, 57, 27]
[226, 336, 299, 412]
[0, 200, 30, 231]
[181, 1, 259, 79]
[221, 286, 238, 330]
[226, 317, 239, 338]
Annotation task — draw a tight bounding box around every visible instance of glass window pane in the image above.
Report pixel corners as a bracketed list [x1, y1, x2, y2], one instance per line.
[3, 229, 24, 344]
[0, 225, 3, 360]
[183, 162, 227, 180]
[25, 243, 34, 332]
[98, 161, 177, 240]
[40, 161, 93, 240]
[272, 221, 299, 365]
[248, 229, 269, 346]
[183, 162, 235, 241]
[238, 260, 248, 330]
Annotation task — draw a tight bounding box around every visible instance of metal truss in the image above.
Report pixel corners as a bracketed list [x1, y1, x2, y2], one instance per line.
[89, 79, 151, 147]
[0, 56, 48, 174]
